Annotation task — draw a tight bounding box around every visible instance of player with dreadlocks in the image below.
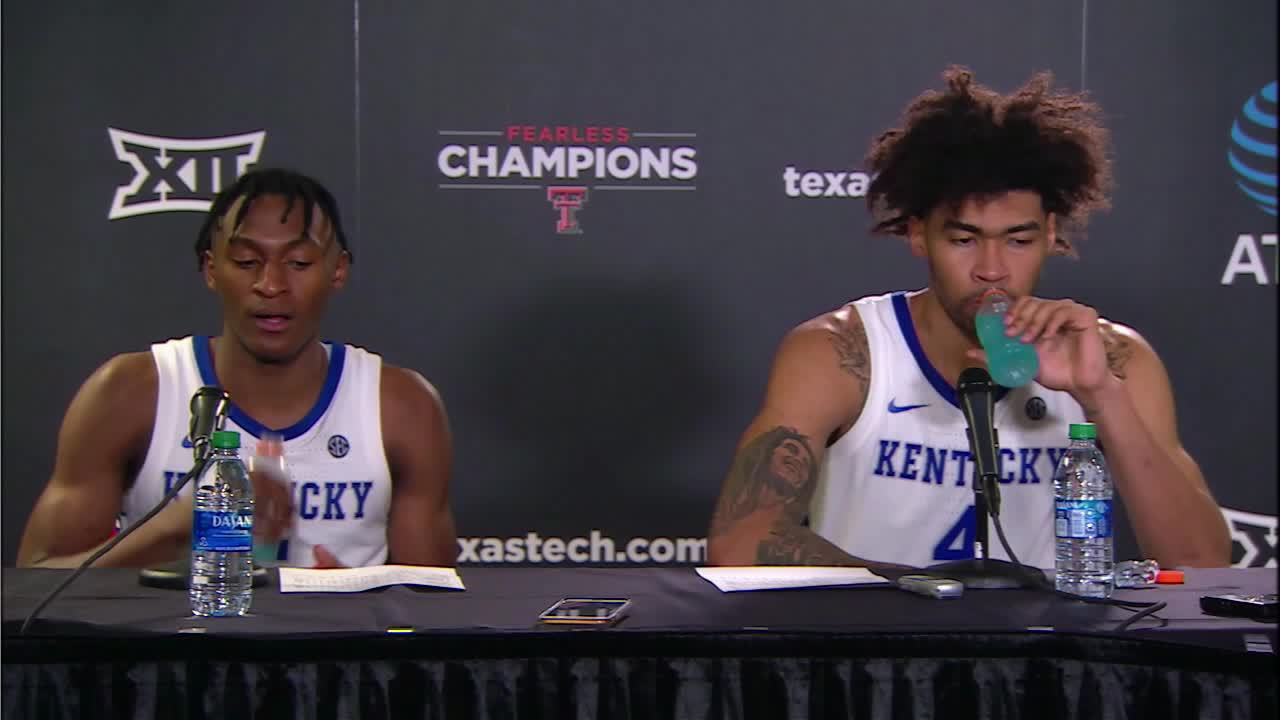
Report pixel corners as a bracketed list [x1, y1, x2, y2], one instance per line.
[708, 67, 1228, 570]
[19, 168, 457, 569]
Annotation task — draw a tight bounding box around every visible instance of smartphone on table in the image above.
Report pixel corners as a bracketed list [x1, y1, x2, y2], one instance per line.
[537, 598, 632, 626]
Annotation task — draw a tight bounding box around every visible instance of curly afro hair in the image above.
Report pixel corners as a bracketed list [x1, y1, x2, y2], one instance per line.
[865, 66, 1112, 255]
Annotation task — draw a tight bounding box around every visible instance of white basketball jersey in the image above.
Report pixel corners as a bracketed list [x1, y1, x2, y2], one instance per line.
[809, 292, 1086, 569]
[126, 336, 392, 567]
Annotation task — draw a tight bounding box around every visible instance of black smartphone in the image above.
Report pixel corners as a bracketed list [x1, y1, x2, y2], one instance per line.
[537, 598, 631, 626]
[1199, 593, 1278, 620]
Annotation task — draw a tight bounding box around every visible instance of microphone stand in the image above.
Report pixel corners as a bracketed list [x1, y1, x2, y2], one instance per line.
[923, 368, 1045, 589]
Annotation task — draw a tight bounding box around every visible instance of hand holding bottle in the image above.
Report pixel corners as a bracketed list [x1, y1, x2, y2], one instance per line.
[974, 289, 1039, 388]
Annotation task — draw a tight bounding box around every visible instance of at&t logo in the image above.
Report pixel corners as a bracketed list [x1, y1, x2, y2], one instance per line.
[1221, 82, 1276, 285]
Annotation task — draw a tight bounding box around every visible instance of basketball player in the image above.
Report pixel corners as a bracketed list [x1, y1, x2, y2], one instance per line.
[707, 67, 1229, 570]
[18, 168, 456, 569]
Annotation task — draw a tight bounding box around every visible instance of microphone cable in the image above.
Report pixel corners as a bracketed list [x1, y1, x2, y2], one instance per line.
[21, 387, 231, 634]
[954, 368, 1164, 630]
[19, 456, 209, 635]
[986, 498, 1168, 632]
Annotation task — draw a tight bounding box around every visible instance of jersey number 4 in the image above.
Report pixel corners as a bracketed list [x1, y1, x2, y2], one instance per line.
[932, 505, 975, 561]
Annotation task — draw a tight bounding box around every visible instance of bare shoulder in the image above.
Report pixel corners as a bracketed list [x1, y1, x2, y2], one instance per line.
[1097, 318, 1158, 380]
[378, 364, 451, 497]
[53, 351, 158, 486]
[74, 351, 158, 425]
[88, 351, 158, 396]
[379, 363, 448, 435]
[783, 303, 870, 385]
[763, 304, 870, 435]
[823, 303, 870, 384]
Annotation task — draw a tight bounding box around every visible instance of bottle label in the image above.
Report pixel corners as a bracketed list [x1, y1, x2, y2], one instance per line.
[1054, 499, 1112, 539]
[192, 509, 253, 552]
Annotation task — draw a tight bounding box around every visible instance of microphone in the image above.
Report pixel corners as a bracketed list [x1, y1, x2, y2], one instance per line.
[957, 367, 1001, 518]
[188, 386, 231, 460]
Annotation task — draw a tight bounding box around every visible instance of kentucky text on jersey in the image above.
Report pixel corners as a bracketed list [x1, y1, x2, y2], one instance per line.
[164, 472, 375, 520]
[872, 440, 1068, 486]
[809, 293, 1089, 568]
[129, 337, 394, 567]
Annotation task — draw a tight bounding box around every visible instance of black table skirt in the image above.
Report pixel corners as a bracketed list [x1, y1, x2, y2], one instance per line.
[6, 649, 1268, 720]
[4, 567, 1275, 720]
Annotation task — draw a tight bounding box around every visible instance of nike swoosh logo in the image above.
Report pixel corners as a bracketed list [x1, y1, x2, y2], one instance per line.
[888, 399, 930, 413]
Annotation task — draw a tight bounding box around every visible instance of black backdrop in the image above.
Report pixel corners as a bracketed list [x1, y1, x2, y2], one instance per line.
[3, 2, 1275, 568]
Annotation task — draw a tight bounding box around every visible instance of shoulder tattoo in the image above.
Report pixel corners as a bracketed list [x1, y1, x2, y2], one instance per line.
[828, 317, 871, 391]
[1099, 324, 1133, 380]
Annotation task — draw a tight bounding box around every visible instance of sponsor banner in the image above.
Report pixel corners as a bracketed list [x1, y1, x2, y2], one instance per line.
[436, 124, 698, 234]
[108, 128, 266, 219]
[1223, 506, 1278, 568]
[457, 530, 707, 565]
[1221, 81, 1277, 285]
[782, 165, 871, 199]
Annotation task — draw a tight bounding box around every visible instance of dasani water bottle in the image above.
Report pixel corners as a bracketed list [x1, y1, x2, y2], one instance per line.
[190, 430, 255, 616]
[1053, 423, 1114, 598]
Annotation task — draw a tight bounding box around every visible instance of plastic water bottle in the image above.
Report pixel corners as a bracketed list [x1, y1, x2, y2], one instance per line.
[975, 289, 1039, 388]
[190, 430, 254, 616]
[249, 432, 288, 567]
[1113, 559, 1159, 588]
[1053, 423, 1113, 598]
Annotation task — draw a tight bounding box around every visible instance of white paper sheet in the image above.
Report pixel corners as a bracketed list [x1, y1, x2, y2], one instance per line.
[695, 566, 890, 592]
[277, 565, 465, 593]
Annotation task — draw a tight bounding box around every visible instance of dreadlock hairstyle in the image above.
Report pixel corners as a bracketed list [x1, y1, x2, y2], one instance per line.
[195, 168, 353, 269]
[865, 66, 1112, 256]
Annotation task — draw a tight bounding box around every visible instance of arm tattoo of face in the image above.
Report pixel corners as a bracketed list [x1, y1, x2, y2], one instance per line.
[829, 319, 870, 392]
[1099, 325, 1133, 380]
[710, 426, 817, 537]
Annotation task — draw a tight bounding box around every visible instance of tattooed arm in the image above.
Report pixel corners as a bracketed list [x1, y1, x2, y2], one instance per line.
[1085, 321, 1229, 566]
[708, 425, 866, 566]
[708, 309, 903, 570]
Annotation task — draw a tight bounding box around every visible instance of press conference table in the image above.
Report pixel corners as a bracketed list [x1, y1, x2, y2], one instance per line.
[3, 567, 1275, 720]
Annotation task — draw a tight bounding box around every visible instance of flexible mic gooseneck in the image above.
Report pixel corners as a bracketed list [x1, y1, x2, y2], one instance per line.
[188, 386, 232, 461]
[957, 367, 1001, 522]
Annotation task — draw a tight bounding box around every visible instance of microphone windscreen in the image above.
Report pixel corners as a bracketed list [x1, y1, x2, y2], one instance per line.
[959, 367, 993, 388]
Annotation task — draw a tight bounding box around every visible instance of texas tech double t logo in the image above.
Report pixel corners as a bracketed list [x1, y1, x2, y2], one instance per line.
[547, 186, 588, 234]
